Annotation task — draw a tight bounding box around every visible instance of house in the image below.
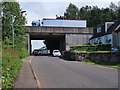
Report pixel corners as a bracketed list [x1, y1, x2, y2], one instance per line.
[113, 24, 120, 49]
[89, 19, 120, 48]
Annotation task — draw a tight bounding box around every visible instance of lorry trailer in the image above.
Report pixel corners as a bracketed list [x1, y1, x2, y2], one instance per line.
[42, 18, 86, 27]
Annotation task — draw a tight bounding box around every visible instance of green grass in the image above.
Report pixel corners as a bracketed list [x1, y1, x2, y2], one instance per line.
[70, 44, 111, 51]
[82, 60, 120, 69]
[2, 48, 23, 88]
[73, 51, 116, 53]
[70, 44, 97, 48]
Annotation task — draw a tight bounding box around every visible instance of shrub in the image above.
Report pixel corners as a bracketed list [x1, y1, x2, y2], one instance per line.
[70, 44, 111, 52]
[16, 47, 29, 59]
[2, 48, 22, 88]
[97, 44, 111, 51]
[2, 38, 13, 49]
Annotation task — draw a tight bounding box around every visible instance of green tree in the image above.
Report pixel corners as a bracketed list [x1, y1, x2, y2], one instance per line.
[2, 1, 29, 88]
[78, 5, 92, 26]
[89, 6, 103, 27]
[64, 3, 79, 19]
[2, 0, 29, 48]
[56, 2, 119, 27]
[56, 15, 64, 19]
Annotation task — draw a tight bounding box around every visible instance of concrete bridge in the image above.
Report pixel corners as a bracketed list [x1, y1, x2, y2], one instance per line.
[27, 26, 93, 54]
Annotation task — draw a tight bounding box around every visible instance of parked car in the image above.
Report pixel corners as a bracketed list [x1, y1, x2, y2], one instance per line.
[34, 51, 39, 55]
[52, 50, 61, 57]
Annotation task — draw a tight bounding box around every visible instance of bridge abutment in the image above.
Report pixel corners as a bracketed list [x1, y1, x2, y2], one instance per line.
[27, 26, 93, 55]
[65, 34, 92, 50]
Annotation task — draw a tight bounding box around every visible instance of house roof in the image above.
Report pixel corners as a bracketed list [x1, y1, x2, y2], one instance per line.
[108, 19, 120, 34]
[90, 19, 120, 39]
[114, 24, 120, 32]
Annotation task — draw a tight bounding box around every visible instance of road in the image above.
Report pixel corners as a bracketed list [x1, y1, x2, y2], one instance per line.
[31, 55, 118, 88]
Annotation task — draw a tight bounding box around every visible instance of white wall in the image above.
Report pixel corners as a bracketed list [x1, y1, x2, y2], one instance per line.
[42, 19, 86, 27]
[118, 32, 120, 47]
[90, 34, 112, 45]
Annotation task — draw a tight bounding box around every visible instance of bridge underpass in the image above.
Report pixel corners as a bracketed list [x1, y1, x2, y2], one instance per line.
[27, 26, 93, 55]
[29, 33, 65, 54]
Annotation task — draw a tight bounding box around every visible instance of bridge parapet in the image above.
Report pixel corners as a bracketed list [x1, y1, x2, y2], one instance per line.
[27, 26, 93, 34]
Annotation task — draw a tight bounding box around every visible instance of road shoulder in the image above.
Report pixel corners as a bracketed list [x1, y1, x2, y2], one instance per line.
[14, 56, 38, 88]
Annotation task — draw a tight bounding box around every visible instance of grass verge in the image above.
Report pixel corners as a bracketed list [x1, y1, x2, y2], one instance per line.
[2, 48, 28, 88]
[73, 51, 116, 53]
[82, 59, 120, 69]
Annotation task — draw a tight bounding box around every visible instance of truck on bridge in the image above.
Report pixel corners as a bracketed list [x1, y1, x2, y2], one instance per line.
[32, 18, 86, 27]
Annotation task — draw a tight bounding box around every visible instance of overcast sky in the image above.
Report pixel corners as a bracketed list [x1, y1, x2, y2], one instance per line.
[16, 0, 120, 26]
[16, 0, 120, 51]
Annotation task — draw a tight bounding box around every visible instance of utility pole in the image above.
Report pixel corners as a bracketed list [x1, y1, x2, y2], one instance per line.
[11, 10, 26, 49]
[11, 15, 14, 49]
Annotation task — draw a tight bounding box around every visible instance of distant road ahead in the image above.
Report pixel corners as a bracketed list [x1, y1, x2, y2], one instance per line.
[31, 56, 118, 88]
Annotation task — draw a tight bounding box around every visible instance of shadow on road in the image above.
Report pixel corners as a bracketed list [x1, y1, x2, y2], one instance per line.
[31, 54, 75, 62]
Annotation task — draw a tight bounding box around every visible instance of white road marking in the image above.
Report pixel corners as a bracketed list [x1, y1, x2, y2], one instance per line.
[29, 56, 42, 88]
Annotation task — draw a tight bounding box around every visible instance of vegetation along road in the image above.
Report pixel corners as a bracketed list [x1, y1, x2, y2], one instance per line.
[30, 56, 118, 88]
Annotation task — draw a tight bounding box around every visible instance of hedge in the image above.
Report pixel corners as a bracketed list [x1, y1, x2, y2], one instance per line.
[2, 48, 23, 88]
[70, 44, 111, 51]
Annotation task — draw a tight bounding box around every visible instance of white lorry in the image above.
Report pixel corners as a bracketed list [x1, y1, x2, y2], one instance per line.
[42, 18, 86, 27]
[39, 50, 50, 55]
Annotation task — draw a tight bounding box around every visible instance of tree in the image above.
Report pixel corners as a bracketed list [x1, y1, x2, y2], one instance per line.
[109, 2, 118, 12]
[64, 3, 79, 19]
[78, 5, 92, 26]
[2, 0, 29, 48]
[56, 15, 64, 19]
[56, 2, 119, 27]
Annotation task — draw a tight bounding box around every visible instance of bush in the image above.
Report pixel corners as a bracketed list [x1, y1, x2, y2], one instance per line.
[16, 47, 29, 59]
[2, 38, 13, 49]
[97, 44, 111, 51]
[2, 48, 23, 88]
[70, 44, 111, 52]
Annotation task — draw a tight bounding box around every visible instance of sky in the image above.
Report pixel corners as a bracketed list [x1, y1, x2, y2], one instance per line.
[16, 0, 120, 51]
[17, 0, 120, 26]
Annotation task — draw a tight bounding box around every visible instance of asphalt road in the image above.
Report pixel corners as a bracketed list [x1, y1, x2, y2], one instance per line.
[31, 55, 118, 88]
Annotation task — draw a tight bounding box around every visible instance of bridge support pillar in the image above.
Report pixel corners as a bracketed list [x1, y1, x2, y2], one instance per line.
[65, 34, 92, 50]
[27, 34, 31, 55]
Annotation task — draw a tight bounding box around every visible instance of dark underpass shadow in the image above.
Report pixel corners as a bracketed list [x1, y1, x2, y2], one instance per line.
[57, 56, 76, 61]
[32, 54, 75, 61]
[60, 57, 75, 61]
[33, 54, 51, 56]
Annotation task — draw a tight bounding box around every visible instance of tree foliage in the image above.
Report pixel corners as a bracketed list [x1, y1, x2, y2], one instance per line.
[56, 2, 119, 27]
[64, 3, 79, 19]
[2, 0, 29, 88]
[2, 0, 29, 47]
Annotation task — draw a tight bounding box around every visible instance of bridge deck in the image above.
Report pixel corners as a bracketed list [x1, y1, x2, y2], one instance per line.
[27, 26, 93, 34]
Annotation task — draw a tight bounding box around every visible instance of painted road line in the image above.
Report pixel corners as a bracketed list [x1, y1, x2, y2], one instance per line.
[29, 56, 42, 88]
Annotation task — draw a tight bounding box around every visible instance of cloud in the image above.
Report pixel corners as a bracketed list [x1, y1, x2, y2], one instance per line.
[19, 1, 119, 26]
[17, 0, 120, 3]
[19, 2, 70, 25]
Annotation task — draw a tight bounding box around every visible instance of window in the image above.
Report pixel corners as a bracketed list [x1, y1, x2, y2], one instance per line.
[97, 27, 101, 33]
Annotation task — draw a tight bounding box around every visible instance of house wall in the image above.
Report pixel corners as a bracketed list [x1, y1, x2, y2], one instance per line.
[104, 34, 112, 45]
[112, 33, 117, 48]
[90, 34, 112, 45]
[117, 32, 120, 48]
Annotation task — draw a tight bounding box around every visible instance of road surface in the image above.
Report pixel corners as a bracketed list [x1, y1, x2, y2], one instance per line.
[31, 56, 118, 88]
